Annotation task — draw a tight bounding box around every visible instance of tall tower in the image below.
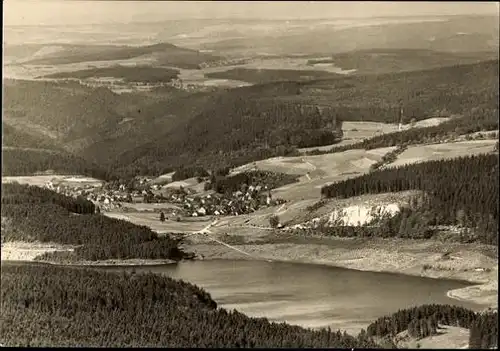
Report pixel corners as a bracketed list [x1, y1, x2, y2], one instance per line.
[398, 106, 404, 131]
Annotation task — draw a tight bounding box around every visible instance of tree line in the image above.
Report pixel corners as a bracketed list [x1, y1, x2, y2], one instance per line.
[2, 182, 96, 214]
[2, 148, 110, 180]
[0, 264, 377, 348]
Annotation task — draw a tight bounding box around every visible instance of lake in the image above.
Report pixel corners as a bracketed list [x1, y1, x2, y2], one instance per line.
[96, 259, 481, 334]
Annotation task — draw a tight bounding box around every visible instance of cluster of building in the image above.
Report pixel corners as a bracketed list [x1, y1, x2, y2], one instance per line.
[162, 186, 286, 217]
[43, 176, 286, 217]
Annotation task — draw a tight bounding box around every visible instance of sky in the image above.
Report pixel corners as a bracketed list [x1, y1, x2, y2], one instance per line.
[4, 1, 499, 26]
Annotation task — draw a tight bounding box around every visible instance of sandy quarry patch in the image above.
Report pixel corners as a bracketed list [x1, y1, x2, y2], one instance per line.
[1, 241, 75, 261]
[387, 140, 497, 168]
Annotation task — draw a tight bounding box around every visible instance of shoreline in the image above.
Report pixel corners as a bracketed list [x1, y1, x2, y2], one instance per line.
[184, 240, 498, 309]
[2, 239, 497, 309]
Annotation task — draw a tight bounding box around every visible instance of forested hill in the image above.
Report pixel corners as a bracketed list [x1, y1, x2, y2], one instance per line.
[15, 42, 221, 69]
[2, 122, 61, 150]
[3, 60, 497, 180]
[1, 184, 188, 262]
[321, 154, 499, 245]
[108, 60, 498, 178]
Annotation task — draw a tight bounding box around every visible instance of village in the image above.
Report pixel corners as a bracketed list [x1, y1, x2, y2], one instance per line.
[43, 176, 287, 219]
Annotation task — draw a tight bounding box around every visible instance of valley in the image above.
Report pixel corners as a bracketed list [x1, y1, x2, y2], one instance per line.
[1, 6, 498, 349]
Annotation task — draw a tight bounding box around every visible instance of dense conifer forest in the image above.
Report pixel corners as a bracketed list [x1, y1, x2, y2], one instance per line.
[0, 264, 377, 348]
[320, 154, 499, 245]
[109, 100, 342, 178]
[2, 183, 96, 214]
[2, 148, 110, 179]
[1, 184, 188, 262]
[469, 311, 499, 349]
[2, 122, 62, 150]
[40, 66, 180, 83]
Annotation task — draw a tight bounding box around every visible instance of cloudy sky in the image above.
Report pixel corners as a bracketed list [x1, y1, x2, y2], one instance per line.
[4, 1, 499, 26]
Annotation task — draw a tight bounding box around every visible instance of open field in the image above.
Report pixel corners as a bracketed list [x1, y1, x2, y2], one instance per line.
[232, 147, 396, 203]
[1, 174, 103, 187]
[148, 172, 175, 185]
[395, 324, 470, 349]
[119, 202, 183, 212]
[298, 118, 451, 153]
[386, 140, 497, 168]
[104, 211, 213, 233]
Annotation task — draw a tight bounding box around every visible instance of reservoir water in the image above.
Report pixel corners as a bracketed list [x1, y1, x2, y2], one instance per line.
[95, 259, 481, 334]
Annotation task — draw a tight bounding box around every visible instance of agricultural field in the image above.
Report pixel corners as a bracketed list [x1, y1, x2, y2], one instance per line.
[298, 118, 451, 153]
[386, 140, 497, 168]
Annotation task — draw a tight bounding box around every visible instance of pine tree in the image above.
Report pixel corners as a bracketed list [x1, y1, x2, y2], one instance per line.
[160, 212, 166, 222]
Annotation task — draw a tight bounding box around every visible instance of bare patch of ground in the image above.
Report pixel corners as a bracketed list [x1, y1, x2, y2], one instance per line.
[1, 241, 76, 261]
[395, 324, 470, 349]
[162, 177, 199, 189]
[104, 211, 213, 233]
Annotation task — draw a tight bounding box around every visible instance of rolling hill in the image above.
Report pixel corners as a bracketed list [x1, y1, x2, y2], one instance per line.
[3, 59, 498, 180]
[106, 60, 498, 177]
[199, 15, 499, 56]
[6, 42, 222, 69]
[310, 49, 498, 75]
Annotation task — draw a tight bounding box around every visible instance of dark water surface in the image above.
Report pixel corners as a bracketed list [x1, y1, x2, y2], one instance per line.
[94, 259, 481, 334]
